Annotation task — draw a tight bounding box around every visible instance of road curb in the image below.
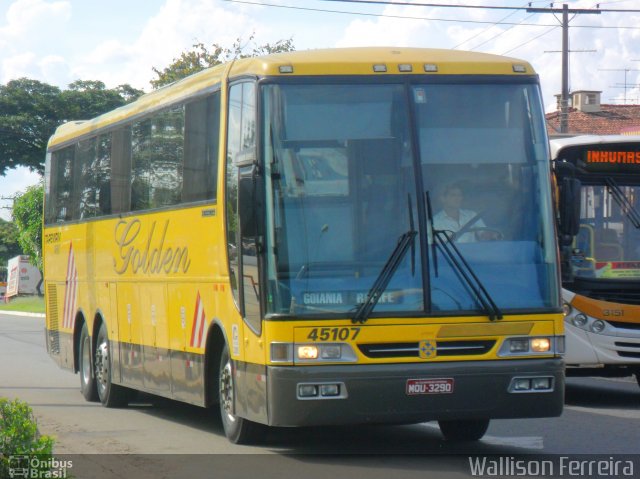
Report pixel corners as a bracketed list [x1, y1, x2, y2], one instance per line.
[0, 310, 45, 318]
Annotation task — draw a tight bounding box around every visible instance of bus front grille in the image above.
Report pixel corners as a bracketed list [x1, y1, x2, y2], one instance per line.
[607, 321, 640, 331]
[615, 341, 640, 359]
[358, 340, 496, 359]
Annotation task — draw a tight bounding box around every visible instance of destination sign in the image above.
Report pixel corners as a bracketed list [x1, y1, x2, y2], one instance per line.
[586, 150, 640, 165]
[580, 145, 640, 173]
[300, 291, 400, 306]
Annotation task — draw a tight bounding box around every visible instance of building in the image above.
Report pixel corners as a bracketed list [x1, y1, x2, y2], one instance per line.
[546, 90, 640, 137]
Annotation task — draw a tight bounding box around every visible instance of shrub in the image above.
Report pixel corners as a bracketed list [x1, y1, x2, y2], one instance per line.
[0, 398, 55, 477]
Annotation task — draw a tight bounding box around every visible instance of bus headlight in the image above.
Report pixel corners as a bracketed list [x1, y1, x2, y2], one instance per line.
[509, 338, 530, 353]
[499, 336, 561, 357]
[591, 320, 606, 334]
[297, 345, 319, 360]
[571, 313, 588, 328]
[271, 342, 358, 364]
[562, 302, 572, 316]
[531, 337, 551, 352]
[295, 343, 357, 362]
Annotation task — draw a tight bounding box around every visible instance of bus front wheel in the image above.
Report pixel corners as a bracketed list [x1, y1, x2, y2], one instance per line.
[79, 322, 98, 402]
[218, 345, 264, 444]
[438, 419, 490, 441]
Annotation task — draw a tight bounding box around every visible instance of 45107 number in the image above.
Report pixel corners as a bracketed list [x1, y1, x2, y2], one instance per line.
[307, 327, 361, 342]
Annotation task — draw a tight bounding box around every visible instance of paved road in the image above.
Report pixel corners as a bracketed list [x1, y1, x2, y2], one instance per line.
[1, 313, 639, 478]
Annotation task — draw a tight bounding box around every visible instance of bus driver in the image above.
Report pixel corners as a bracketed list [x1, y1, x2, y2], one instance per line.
[433, 183, 486, 242]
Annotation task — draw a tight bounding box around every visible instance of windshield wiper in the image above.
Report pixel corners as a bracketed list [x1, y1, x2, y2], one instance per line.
[425, 191, 439, 277]
[352, 196, 417, 324]
[425, 192, 503, 321]
[605, 178, 640, 229]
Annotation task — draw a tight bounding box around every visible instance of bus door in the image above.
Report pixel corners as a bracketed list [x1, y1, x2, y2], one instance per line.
[226, 80, 268, 423]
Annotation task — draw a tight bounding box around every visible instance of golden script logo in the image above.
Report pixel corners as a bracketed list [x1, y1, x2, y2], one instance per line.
[114, 219, 191, 275]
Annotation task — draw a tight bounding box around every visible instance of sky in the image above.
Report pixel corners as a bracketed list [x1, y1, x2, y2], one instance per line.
[2, 0, 640, 220]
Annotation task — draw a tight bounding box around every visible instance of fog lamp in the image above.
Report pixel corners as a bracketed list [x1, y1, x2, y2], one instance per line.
[532, 377, 552, 390]
[513, 378, 531, 391]
[298, 385, 318, 397]
[320, 384, 340, 397]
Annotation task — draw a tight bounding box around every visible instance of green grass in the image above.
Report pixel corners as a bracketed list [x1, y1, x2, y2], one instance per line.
[0, 295, 45, 314]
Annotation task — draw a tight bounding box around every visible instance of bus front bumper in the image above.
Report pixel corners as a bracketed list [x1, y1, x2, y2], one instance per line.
[266, 358, 564, 427]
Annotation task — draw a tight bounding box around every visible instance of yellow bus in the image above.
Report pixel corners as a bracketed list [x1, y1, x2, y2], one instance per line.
[44, 47, 564, 444]
[552, 135, 640, 388]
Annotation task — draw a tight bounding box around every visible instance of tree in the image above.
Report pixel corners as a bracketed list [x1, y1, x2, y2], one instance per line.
[60, 80, 144, 121]
[0, 79, 62, 175]
[0, 79, 143, 175]
[150, 35, 295, 89]
[12, 184, 44, 272]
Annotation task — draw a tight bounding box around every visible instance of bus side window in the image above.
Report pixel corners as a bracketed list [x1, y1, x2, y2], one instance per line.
[111, 127, 132, 214]
[131, 106, 185, 212]
[183, 92, 220, 203]
[46, 146, 75, 223]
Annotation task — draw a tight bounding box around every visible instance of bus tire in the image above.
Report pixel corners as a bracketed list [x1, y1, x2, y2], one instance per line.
[95, 322, 131, 408]
[438, 419, 490, 441]
[218, 344, 264, 444]
[79, 322, 98, 402]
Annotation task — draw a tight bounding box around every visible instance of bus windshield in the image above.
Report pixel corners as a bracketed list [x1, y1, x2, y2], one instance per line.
[573, 182, 640, 279]
[262, 80, 558, 317]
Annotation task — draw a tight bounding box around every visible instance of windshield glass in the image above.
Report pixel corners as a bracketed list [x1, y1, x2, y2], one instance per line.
[572, 183, 640, 279]
[262, 80, 559, 317]
[262, 83, 423, 316]
[416, 83, 558, 312]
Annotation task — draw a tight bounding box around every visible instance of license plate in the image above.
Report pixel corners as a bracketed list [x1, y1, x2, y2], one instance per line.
[406, 378, 454, 395]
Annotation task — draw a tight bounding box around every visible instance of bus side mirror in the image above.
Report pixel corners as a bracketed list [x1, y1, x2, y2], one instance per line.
[237, 163, 260, 238]
[559, 177, 581, 240]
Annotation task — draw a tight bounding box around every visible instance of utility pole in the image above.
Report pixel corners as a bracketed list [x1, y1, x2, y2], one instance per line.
[527, 4, 600, 134]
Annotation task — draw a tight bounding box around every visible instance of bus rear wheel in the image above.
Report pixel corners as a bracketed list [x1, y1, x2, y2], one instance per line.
[79, 322, 98, 402]
[95, 322, 131, 408]
[218, 345, 264, 444]
[438, 419, 490, 441]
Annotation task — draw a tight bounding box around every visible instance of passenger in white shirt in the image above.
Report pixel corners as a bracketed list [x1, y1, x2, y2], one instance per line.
[433, 184, 485, 243]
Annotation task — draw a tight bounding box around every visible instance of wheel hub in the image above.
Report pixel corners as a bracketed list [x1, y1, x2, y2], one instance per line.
[95, 342, 109, 389]
[220, 362, 236, 423]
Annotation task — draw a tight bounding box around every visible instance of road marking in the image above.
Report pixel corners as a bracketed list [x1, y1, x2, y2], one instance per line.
[565, 405, 640, 420]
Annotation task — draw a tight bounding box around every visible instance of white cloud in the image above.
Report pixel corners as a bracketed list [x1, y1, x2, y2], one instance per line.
[1, 52, 36, 83]
[334, 1, 640, 112]
[0, 0, 71, 38]
[72, 0, 255, 90]
[0, 0, 72, 84]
